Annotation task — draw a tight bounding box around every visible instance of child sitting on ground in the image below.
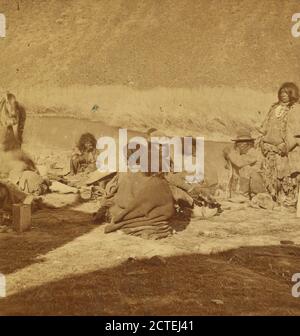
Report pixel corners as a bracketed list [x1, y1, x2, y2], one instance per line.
[70, 132, 98, 175]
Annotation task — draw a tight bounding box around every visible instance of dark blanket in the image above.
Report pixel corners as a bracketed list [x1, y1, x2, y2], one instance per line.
[105, 173, 175, 239]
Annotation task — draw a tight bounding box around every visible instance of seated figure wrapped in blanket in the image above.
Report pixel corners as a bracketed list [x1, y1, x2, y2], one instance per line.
[94, 138, 220, 239]
[104, 171, 175, 239]
[92, 141, 175, 239]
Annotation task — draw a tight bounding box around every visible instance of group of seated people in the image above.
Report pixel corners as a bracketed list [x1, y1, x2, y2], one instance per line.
[2, 82, 300, 238]
[68, 132, 221, 238]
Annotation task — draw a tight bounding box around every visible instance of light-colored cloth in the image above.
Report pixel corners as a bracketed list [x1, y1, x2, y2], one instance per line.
[250, 193, 275, 210]
[49, 181, 78, 194]
[9, 170, 48, 195]
[18, 171, 45, 194]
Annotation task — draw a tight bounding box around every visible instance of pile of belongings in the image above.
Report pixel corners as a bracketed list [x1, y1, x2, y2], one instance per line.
[165, 171, 221, 219]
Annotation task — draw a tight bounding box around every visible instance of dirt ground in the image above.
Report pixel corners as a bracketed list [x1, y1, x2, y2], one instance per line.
[1, 190, 300, 316]
[1, 122, 300, 316]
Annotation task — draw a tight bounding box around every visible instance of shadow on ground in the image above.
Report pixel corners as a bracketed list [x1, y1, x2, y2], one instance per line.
[0, 206, 97, 275]
[1, 245, 300, 316]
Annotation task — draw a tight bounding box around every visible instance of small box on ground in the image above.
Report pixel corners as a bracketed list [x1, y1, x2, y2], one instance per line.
[12, 204, 32, 233]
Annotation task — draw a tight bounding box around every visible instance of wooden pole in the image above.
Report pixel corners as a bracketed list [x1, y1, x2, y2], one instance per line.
[297, 188, 300, 218]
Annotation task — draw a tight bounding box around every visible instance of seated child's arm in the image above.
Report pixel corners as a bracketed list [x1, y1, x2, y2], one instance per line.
[71, 146, 83, 159]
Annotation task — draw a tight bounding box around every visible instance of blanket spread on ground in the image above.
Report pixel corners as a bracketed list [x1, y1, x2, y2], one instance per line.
[105, 173, 175, 239]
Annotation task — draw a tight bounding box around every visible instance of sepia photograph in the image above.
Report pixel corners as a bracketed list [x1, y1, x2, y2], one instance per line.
[1, 0, 300, 319]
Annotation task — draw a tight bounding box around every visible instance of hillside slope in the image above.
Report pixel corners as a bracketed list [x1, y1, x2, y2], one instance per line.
[0, 0, 299, 138]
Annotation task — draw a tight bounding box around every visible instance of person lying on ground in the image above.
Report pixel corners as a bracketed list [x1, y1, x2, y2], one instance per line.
[1, 149, 50, 196]
[70, 132, 98, 175]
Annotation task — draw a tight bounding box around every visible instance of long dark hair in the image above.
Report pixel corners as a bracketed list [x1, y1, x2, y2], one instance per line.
[278, 82, 299, 106]
[77, 132, 97, 152]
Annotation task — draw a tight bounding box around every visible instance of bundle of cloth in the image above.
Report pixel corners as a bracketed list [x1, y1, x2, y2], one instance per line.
[0, 149, 49, 224]
[104, 172, 175, 239]
[0, 148, 50, 196]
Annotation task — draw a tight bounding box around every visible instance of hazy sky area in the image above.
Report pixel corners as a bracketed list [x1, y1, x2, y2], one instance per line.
[0, 0, 300, 92]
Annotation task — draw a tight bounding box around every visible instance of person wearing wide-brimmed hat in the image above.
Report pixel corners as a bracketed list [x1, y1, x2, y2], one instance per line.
[225, 128, 260, 169]
[223, 128, 265, 198]
[231, 129, 255, 142]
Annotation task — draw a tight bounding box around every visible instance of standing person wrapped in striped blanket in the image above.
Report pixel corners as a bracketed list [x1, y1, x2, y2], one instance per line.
[258, 82, 299, 206]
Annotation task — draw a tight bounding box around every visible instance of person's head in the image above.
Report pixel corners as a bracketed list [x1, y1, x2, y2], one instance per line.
[235, 140, 254, 154]
[278, 82, 299, 106]
[78, 133, 97, 152]
[124, 141, 166, 176]
[232, 128, 255, 154]
[2, 92, 18, 122]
